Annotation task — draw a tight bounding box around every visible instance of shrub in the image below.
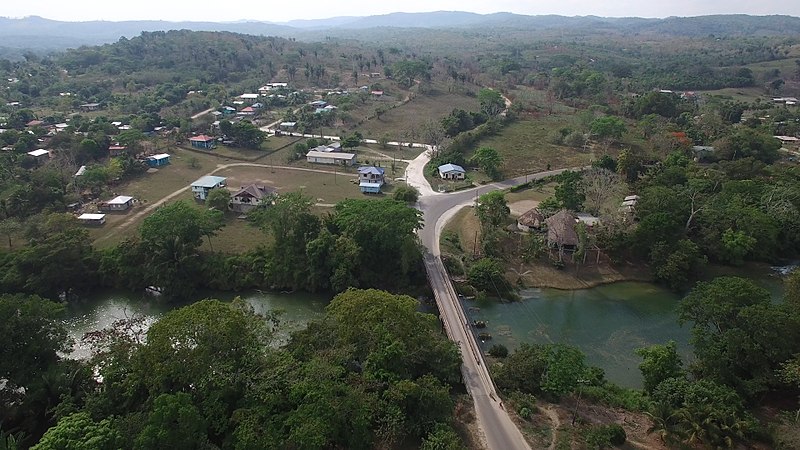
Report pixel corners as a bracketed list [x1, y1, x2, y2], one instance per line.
[584, 424, 626, 449]
[393, 185, 420, 203]
[488, 344, 509, 358]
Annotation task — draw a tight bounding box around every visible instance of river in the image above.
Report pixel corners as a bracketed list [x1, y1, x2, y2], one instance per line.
[62, 266, 788, 388]
[463, 266, 788, 389]
[62, 290, 330, 360]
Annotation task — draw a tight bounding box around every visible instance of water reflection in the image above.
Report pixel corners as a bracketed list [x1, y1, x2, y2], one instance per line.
[62, 290, 330, 360]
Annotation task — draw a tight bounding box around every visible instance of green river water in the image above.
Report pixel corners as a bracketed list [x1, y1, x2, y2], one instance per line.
[63, 290, 330, 360]
[63, 265, 788, 388]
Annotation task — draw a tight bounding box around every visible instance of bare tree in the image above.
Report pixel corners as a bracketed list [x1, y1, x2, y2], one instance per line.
[419, 120, 446, 148]
[581, 168, 625, 217]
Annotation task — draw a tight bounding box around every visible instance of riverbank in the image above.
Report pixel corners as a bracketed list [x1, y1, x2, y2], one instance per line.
[508, 259, 653, 291]
[441, 205, 654, 291]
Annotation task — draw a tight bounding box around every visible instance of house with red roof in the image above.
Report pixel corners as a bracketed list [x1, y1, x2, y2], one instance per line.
[189, 135, 216, 150]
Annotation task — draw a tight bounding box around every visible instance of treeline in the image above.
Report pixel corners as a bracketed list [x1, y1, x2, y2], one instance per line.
[0, 194, 426, 301]
[2, 288, 465, 449]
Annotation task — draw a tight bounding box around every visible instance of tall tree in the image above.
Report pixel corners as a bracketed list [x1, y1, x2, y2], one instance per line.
[470, 146, 503, 180]
[478, 88, 505, 117]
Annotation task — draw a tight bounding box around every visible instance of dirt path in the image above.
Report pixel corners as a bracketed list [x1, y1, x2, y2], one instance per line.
[539, 406, 561, 450]
[108, 163, 340, 235]
[190, 107, 215, 120]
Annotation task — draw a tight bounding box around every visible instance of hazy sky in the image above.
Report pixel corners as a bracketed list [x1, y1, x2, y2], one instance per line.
[1, 0, 798, 22]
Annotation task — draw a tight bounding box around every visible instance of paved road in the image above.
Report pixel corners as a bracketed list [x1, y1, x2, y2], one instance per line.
[408, 150, 578, 450]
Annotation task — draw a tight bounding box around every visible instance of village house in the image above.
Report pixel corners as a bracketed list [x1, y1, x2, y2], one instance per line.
[438, 163, 466, 180]
[279, 121, 297, 130]
[189, 135, 216, 150]
[545, 209, 579, 253]
[773, 97, 799, 106]
[358, 166, 385, 194]
[108, 145, 127, 157]
[258, 83, 288, 94]
[775, 135, 800, 147]
[230, 184, 277, 213]
[238, 106, 256, 116]
[146, 153, 171, 167]
[309, 100, 327, 108]
[306, 150, 356, 166]
[78, 213, 106, 226]
[517, 208, 544, 232]
[311, 142, 342, 153]
[621, 195, 640, 213]
[79, 103, 101, 112]
[27, 149, 50, 160]
[575, 212, 601, 228]
[99, 195, 135, 212]
[191, 176, 227, 200]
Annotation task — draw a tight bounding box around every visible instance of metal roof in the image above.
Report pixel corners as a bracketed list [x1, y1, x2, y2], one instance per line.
[191, 176, 227, 188]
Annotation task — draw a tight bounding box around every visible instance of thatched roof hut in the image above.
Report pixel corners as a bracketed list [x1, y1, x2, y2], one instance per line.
[545, 209, 579, 248]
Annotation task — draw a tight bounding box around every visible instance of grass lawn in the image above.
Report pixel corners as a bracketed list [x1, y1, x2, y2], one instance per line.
[201, 215, 271, 254]
[505, 183, 556, 212]
[441, 205, 481, 259]
[88, 140, 409, 252]
[468, 116, 595, 179]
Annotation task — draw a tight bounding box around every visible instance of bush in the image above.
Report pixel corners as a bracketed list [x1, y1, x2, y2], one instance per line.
[581, 383, 652, 411]
[393, 185, 420, 202]
[488, 344, 509, 358]
[584, 424, 626, 449]
[563, 131, 587, 147]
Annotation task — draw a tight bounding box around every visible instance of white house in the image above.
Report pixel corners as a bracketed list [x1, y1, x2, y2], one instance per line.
[358, 166, 385, 194]
[438, 163, 466, 180]
[99, 195, 135, 212]
[191, 176, 227, 200]
[306, 150, 356, 166]
[27, 149, 50, 159]
[78, 213, 106, 226]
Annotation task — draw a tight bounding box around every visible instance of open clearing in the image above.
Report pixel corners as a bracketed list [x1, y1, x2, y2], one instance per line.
[467, 116, 595, 179]
[89, 146, 407, 251]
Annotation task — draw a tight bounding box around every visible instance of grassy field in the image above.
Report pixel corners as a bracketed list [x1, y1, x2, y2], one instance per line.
[317, 83, 480, 141]
[355, 87, 480, 138]
[182, 135, 301, 161]
[467, 116, 595, 179]
[505, 184, 556, 208]
[87, 143, 408, 252]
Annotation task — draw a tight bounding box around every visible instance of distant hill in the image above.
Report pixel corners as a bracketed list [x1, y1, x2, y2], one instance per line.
[1, 12, 799, 58]
[0, 16, 295, 51]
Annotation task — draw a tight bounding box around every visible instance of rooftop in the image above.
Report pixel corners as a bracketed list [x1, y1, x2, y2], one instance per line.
[78, 213, 105, 220]
[438, 163, 465, 173]
[306, 150, 356, 160]
[358, 166, 385, 175]
[190, 135, 215, 142]
[191, 175, 227, 188]
[107, 195, 134, 205]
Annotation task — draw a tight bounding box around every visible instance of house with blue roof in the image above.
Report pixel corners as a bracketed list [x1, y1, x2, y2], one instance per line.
[358, 166, 385, 194]
[191, 175, 227, 200]
[438, 163, 466, 180]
